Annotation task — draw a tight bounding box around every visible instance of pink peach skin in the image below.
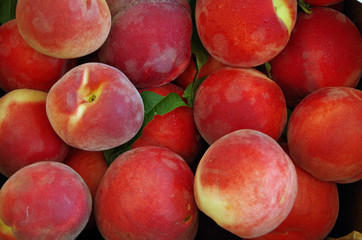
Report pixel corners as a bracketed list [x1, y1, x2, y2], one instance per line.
[195, 0, 297, 67]
[46, 62, 144, 151]
[16, 0, 111, 59]
[0, 161, 92, 240]
[0, 19, 75, 92]
[0, 89, 69, 177]
[270, 7, 362, 107]
[98, 0, 192, 88]
[95, 146, 199, 240]
[193, 67, 287, 145]
[287, 87, 362, 183]
[194, 129, 297, 238]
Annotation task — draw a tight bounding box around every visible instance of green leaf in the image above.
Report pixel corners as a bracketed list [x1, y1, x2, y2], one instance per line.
[103, 91, 188, 165]
[0, 0, 17, 24]
[297, 0, 312, 14]
[265, 62, 272, 79]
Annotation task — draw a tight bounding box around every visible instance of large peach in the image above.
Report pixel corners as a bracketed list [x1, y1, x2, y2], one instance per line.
[94, 146, 198, 240]
[195, 0, 297, 67]
[193, 67, 287, 145]
[0, 89, 69, 177]
[269, 7, 362, 107]
[16, 0, 111, 59]
[46, 62, 144, 151]
[98, 0, 192, 88]
[132, 83, 203, 165]
[287, 87, 362, 183]
[194, 129, 297, 238]
[0, 19, 75, 92]
[0, 161, 92, 240]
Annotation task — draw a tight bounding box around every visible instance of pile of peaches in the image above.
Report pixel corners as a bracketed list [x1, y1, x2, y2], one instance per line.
[0, 0, 361, 239]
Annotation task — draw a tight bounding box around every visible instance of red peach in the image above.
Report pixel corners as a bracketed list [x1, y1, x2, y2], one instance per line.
[63, 147, 108, 229]
[98, 0, 192, 88]
[304, 0, 343, 6]
[195, 0, 297, 67]
[94, 146, 199, 240]
[0, 161, 92, 240]
[0, 89, 69, 177]
[194, 129, 297, 238]
[46, 62, 144, 151]
[287, 87, 362, 183]
[250, 145, 339, 240]
[132, 83, 203, 165]
[0, 19, 75, 92]
[16, 0, 111, 59]
[193, 67, 287, 144]
[269, 7, 362, 107]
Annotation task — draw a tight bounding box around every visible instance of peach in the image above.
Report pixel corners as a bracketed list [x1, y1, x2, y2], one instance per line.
[0, 19, 75, 92]
[46, 62, 144, 151]
[193, 67, 287, 145]
[195, 0, 297, 67]
[304, 0, 343, 6]
[250, 145, 339, 240]
[16, 0, 111, 59]
[194, 129, 297, 238]
[94, 146, 199, 240]
[287, 87, 362, 183]
[132, 83, 203, 165]
[0, 161, 92, 240]
[0, 89, 69, 177]
[63, 147, 108, 229]
[269, 7, 362, 107]
[98, 0, 192, 88]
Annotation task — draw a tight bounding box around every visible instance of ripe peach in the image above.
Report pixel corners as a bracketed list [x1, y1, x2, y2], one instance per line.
[98, 0, 192, 88]
[195, 0, 297, 67]
[269, 7, 362, 107]
[16, 0, 111, 59]
[63, 147, 108, 229]
[193, 67, 287, 145]
[132, 83, 203, 165]
[287, 87, 362, 183]
[0, 89, 69, 177]
[0, 161, 92, 240]
[0, 19, 75, 92]
[94, 146, 198, 240]
[194, 129, 297, 238]
[46, 62, 144, 151]
[250, 146, 339, 240]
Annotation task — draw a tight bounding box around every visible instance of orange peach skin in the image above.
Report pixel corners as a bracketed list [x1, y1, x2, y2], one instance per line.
[0, 89, 69, 177]
[0, 162, 92, 240]
[46, 62, 144, 151]
[195, 0, 297, 67]
[287, 87, 362, 183]
[0, 19, 75, 92]
[194, 129, 298, 238]
[94, 146, 199, 240]
[16, 0, 111, 59]
[193, 67, 287, 145]
[132, 83, 203, 165]
[63, 147, 108, 229]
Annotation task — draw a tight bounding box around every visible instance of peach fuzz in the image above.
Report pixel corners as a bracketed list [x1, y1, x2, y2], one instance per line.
[194, 129, 297, 238]
[98, 0, 192, 88]
[250, 144, 339, 240]
[0, 161, 92, 240]
[63, 147, 108, 229]
[270, 7, 362, 107]
[46, 62, 144, 151]
[16, 0, 111, 59]
[193, 67, 287, 145]
[0, 19, 75, 92]
[94, 146, 199, 240]
[132, 83, 203, 165]
[287, 87, 362, 183]
[0, 89, 69, 177]
[195, 0, 297, 67]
